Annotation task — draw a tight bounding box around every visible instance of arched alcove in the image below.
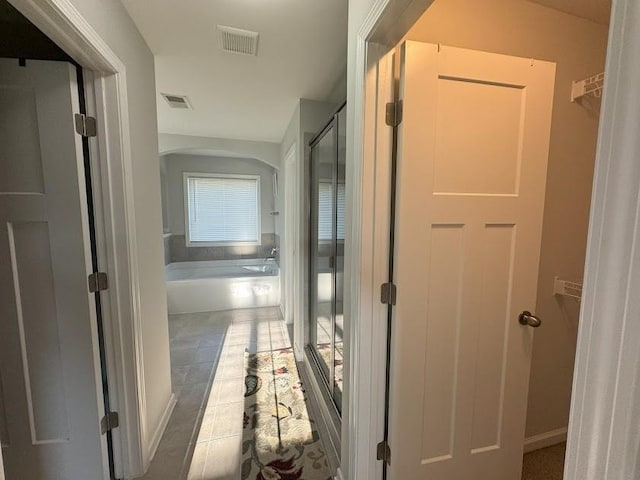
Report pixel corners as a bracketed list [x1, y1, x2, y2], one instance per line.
[158, 133, 281, 170]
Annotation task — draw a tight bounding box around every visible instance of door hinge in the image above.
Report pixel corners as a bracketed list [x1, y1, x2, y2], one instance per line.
[74, 113, 97, 137]
[381, 282, 397, 305]
[88, 272, 108, 293]
[377, 440, 391, 464]
[385, 100, 403, 127]
[101, 411, 119, 434]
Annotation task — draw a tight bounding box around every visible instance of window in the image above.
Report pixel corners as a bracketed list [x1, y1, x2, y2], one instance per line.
[318, 182, 345, 241]
[184, 173, 260, 245]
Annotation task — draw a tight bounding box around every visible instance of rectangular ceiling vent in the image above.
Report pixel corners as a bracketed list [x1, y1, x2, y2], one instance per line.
[161, 93, 192, 109]
[217, 25, 259, 56]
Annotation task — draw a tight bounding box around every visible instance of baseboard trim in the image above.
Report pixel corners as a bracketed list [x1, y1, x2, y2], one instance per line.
[147, 393, 177, 464]
[524, 427, 568, 453]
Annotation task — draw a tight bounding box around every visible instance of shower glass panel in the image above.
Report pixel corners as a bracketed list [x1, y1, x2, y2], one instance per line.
[308, 103, 346, 416]
[310, 123, 335, 388]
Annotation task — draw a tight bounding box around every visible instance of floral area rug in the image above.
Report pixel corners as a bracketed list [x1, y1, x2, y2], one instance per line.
[242, 348, 332, 480]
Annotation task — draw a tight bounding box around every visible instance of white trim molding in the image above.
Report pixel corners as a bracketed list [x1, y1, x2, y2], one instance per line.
[345, 1, 432, 478]
[345, 37, 393, 480]
[282, 142, 297, 332]
[524, 427, 568, 454]
[147, 394, 176, 463]
[565, 1, 640, 479]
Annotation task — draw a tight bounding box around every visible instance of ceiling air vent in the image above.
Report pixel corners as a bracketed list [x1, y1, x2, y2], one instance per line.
[161, 93, 192, 109]
[217, 25, 259, 56]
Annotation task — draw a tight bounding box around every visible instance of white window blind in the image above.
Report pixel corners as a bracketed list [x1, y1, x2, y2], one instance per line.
[185, 174, 260, 244]
[318, 182, 345, 240]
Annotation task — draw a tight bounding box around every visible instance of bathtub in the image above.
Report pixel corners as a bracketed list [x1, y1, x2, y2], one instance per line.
[165, 259, 280, 314]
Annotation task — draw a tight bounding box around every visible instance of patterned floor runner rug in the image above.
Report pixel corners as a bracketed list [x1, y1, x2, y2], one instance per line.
[242, 348, 332, 480]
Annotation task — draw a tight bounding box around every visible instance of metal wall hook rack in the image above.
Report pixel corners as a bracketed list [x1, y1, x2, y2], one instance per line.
[553, 276, 583, 301]
[571, 72, 604, 102]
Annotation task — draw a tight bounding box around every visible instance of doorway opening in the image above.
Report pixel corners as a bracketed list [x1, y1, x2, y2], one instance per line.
[375, 1, 612, 479]
[151, 149, 295, 479]
[0, 1, 115, 478]
[137, 1, 349, 476]
[149, 148, 342, 478]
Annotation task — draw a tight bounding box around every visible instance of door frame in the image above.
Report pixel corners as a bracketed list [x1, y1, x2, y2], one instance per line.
[283, 143, 298, 328]
[347, 1, 640, 480]
[7, 0, 149, 477]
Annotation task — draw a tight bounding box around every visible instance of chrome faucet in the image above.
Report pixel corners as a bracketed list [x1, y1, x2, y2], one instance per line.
[265, 247, 278, 262]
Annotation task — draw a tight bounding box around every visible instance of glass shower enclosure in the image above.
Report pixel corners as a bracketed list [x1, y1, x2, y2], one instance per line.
[308, 104, 346, 415]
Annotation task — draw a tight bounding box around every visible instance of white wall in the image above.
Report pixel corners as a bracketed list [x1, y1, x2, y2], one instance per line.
[159, 132, 281, 170]
[403, 0, 609, 441]
[159, 155, 170, 233]
[301, 99, 338, 138]
[280, 103, 301, 168]
[326, 68, 348, 110]
[59, 0, 172, 470]
[163, 153, 277, 236]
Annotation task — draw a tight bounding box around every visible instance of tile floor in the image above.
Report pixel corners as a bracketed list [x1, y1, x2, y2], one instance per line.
[141, 306, 293, 480]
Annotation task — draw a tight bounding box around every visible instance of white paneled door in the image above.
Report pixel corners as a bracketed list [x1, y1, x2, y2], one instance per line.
[388, 42, 555, 479]
[0, 59, 108, 479]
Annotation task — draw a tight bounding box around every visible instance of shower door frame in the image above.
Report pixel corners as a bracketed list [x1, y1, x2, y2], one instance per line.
[307, 112, 342, 416]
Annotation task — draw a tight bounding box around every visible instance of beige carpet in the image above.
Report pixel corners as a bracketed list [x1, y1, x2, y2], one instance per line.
[522, 442, 566, 480]
[242, 348, 332, 480]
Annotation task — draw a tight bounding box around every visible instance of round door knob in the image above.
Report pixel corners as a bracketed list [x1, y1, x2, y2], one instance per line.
[519, 311, 542, 328]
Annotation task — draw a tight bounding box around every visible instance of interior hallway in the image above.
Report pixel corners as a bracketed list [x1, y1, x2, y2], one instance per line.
[142, 306, 327, 480]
